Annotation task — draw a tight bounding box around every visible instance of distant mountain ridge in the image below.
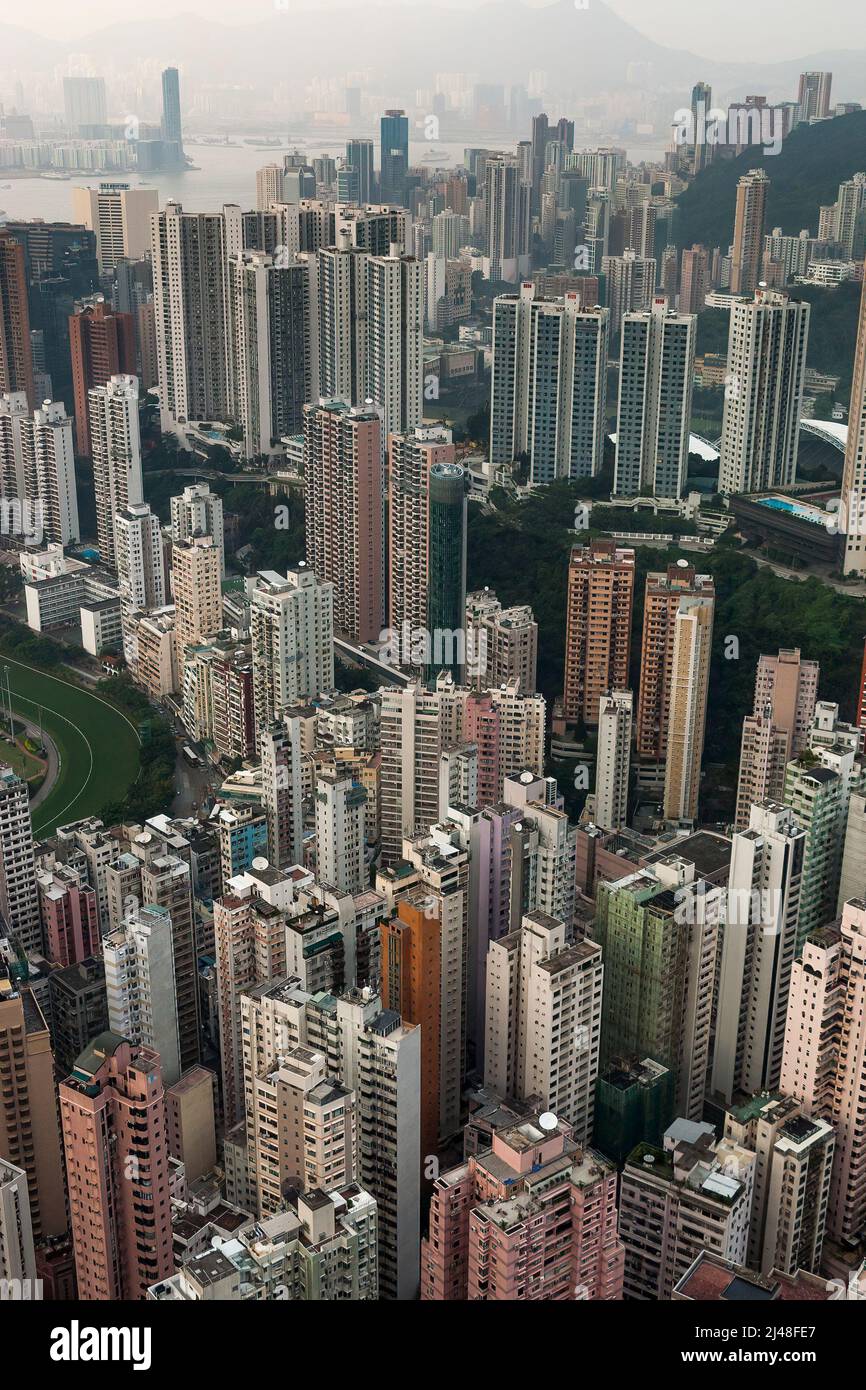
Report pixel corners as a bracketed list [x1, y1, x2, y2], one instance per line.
[1, 2, 864, 106]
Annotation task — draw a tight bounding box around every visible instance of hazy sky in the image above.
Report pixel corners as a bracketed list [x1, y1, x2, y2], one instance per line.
[1, 0, 858, 62]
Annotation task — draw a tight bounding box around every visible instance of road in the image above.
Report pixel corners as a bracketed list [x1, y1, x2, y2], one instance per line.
[750, 553, 866, 597]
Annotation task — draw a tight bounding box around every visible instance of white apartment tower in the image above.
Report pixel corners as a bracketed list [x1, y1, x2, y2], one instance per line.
[249, 565, 334, 739]
[484, 910, 602, 1144]
[614, 296, 696, 498]
[87, 374, 143, 568]
[713, 800, 805, 1104]
[103, 903, 182, 1087]
[482, 155, 531, 283]
[0, 765, 40, 953]
[0, 393, 79, 546]
[170, 483, 225, 574]
[663, 592, 715, 825]
[594, 690, 633, 830]
[719, 287, 809, 495]
[315, 771, 367, 896]
[227, 250, 313, 460]
[490, 284, 609, 484]
[260, 717, 304, 870]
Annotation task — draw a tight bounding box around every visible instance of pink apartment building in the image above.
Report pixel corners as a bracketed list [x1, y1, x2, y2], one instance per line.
[37, 866, 99, 967]
[421, 1113, 624, 1301]
[59, 1031, 174, 1300]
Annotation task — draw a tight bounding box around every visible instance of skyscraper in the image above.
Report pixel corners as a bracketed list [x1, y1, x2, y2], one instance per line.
[719, 286, 809, 495]
[346, 138, 374, 203]
[72, 184, 159, 273]
[0, 229, 35, 407]
[637, 564, 715, 763]
[170, 482, 225, 574]
[662, 590, 715, 825]
[489, 284, 609, 483]
[87, 373, 143, 567]
[594, 690, 632, 830]
[114, 501, 166, 660]
[60, 1034, 174, 1300]
[304, 400, 384, 643]
[379, 109, 409, 204]
[315, 770, 367, 895]
[161, 66, 184, 165]
[735, 648, 819, 828]
[562, 541, 635, 726]
[388, 426, 459, 650]
[730, 169, 770, 296]
[483, 154, 531, 283]
[781, 898, 866, 1244]
[712, 801, 804, 1104]
[0, 765, 40, 953]
[103, 904, 182, 1087]
[249, 565, 334, 737]
[0, 979, 67, 1243]
[614, 295, 696, 498]
[0, 393, 80, 545]
[227, 250, 313, 459]
[172, 535, 223, 672]
[69, 300, 136, 456]
[484, 910, 602, 1143]
[62, 77, 107, 133]
[841, 270, 866, 574]
[678, 244, 709, 314]
[797, 71, 832, 122]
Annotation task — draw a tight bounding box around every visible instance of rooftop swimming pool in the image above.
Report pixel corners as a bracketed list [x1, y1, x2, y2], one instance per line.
[756, 495, 835, 528]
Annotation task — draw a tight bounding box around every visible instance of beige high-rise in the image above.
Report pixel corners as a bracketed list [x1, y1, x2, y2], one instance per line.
[563, 541, 634, 726]
[172, 535, 222, 673]
[0, 980, 67, 1243]
[730, 169, 769, 296]
[663, 592, 715, 824]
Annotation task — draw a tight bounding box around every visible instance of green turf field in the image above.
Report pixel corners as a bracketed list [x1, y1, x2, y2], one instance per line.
[0, 656, 142, 835]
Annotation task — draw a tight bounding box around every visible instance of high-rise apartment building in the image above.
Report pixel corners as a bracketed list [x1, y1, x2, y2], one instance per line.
[0, 1157, 36, 1285]
[719, 287, 809, 495]
[730, 169, 770, 296]
[0, 230, 35, 407]
[227, 250, 313, 459]
[712, 801, 804, 1104]
[37, 864, 99, 968]
[387, 426, 461, 653]
[798, 72, 832, 122]
[735, 647, 819, 827]
[73, 183, 159, 272]
[249, 565, 334, 738]
[482, 154, 531, 283]
[636, 563, 715, 763]
[0, 979, 67, 1243]
[380, 894, 441, 1176]
[594, 690, 633, 830]
[60, 1033, 174, 1299]
[421, 1114, 623, 1301]
[490, 284, 609, 483]
[115, 501, 166, 661]
[618, 1120, 755, 1300]
[0, 766, 40, 953]
[783, 756, 846, 950]
[679, 244, 709, 313]
[87, 373, 143, 567]
[614, 296, 696, 498]
[601, 250, 656, 339]
[346, 138, 374, 203]
[314, 239, 423, 440]
[69, 300, 136, 456]
[63, 77, 107, 133]
[150, 203, 233, 432]
[103, 903, 182, 1087]
[379, 109, 409, 204]
[465, 590, 537, 694]
[172, 535, 222, 672]
[304, 400, 383, 643]
[170, 482, 225, 573]
[484, 910, 602, 1143]
[662, 589, 716, 825]
[595, 860, 722, 1122]
[724, 1093, 834, 1276]
[315, 770, 367, 895]
[841, 271, 866, 574]
[562, 541, 635, 726]
[260, 717, 304, 870]
[0, 392, 80, 545]
[781, 899, 866, 1243]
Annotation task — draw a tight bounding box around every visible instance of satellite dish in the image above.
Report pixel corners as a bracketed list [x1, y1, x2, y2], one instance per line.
[539, 1112, 558, 1132]
[251, 856, 269, 870]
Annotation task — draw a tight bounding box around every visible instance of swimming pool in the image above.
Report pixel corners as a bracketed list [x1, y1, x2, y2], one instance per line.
[756, 496, 834, 528]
